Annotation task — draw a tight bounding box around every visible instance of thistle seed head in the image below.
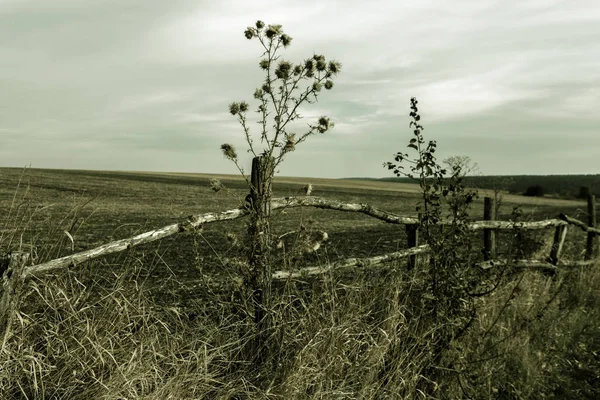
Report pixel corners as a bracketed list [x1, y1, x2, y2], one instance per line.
[220, 143, 238, 160]
[275, 61, 292, 79]
[265, 24, 282, 39]
[228, 102, 239, 115]
[259, 59, 270, 70]
[284, 133, 296, 152]
[317, 116, 333, 133]
[328, 61, 342, 75]
[209, 178, 224, 193]
[280, 34, 292, 47]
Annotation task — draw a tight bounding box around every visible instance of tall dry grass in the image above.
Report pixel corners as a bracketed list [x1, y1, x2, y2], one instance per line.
[1, 173, 598, 399]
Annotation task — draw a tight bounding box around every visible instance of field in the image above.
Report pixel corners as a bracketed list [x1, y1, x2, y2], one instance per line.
[0, 167, 598, 399]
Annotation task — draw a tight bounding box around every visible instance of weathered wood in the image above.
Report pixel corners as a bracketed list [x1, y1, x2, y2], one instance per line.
[273, 197, 566, 230]
[273, 196, 419, 225]
[549, 225, 568, 265]
[272, 245, 431, 280]
[477, 258, 596, 270]
[483, 197, 497, 261]
[585, 195, 598, 260]
[559, 213, 600, 235]
[23, 208, 248, 278]
[1, 252, 29, 349]
[406, 224, 419, 269]
[247, 155, 274, 362]
[20, 196, 586, 279]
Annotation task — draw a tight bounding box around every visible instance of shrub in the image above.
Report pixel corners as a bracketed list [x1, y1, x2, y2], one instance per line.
[577, 186, 591, 199]
[523, 184, 546, 197]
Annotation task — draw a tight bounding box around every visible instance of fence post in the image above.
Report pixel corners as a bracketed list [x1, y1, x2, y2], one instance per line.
[549, 225, 568, 265]
[483, 197, 497, 261]
[1, 252, 29, 349]
[585, 194, 597, 261]
[406, 223, 419, 269]
[247, 155, 274, 362]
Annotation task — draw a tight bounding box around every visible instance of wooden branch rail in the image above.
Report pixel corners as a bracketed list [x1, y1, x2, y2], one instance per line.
[477, 258, 597, 271]
[21, 208, 249, 279]
[272, 245, 431, 280]
[559, 214, 600, 235]
[273, 197, 569, 231]
[272, 251, 596, 281]
[19, 196, 597, 279]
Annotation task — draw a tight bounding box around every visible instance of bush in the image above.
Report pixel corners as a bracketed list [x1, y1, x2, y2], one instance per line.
[577, 186, 591, 199]
[523, 185, 546, 197]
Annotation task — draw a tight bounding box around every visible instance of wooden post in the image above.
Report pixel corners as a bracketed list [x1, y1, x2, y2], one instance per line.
[1, 252, 29, 350]
[585, 194, 597, 260]
[246, 155, 274, 362]
[406, 223, 419, 269]
[549, 225, 568, 265]
[483, 197, 497, 261]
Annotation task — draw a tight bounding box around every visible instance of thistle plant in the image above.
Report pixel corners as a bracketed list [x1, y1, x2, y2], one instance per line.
[221, 21, 341, 182]
[219, 20, 341, 366]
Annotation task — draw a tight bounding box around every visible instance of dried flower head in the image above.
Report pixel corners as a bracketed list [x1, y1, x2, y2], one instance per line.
[265, 24, 282, 39]
[244, 28, 254, 40]
[328, 61, 341, 75]
[275, 61, 292, 79]
[312, 81, 322, 92]
[239, 101, 249, 112]
[280, 34, 292, 47]
[316, 59, 326, 71]
[293, 65, 302, 76]
[284, 133, 296, 152]
[317, 116, 333, 133]
[220, 143, 237, 160]
[262, 83, 271, 94]
[229, 102, 239, 115]
[324, 80, 334, 90]
[253, 88, 263, 99]
[259, 59, 269, 70]
[209, 178, 224, 193]
[256, 20, 265, 29]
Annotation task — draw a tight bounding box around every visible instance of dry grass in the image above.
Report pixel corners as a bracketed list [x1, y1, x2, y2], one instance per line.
[1, 167, 598, 398]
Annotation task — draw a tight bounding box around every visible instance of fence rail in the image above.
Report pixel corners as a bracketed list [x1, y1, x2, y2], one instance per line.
[2, 195, 597, 279]
[1, 193, 598, 343]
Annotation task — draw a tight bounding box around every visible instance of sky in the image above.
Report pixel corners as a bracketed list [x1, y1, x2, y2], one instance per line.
[1, 0, 599, 179]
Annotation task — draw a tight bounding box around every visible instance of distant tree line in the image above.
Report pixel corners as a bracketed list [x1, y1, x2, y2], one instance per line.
[377, 175, 599, 199]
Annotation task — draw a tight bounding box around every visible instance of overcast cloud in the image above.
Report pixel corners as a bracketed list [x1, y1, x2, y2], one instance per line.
[1, 0, 599, 178]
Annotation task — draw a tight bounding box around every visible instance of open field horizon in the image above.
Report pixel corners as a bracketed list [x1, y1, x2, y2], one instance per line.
[0, 166, 589, 207]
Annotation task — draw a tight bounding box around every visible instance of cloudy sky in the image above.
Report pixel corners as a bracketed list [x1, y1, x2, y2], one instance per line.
[1, 0, 598, 178]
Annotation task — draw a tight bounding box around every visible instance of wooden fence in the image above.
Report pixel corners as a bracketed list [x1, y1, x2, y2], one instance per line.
[1, 188, 598, 346]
